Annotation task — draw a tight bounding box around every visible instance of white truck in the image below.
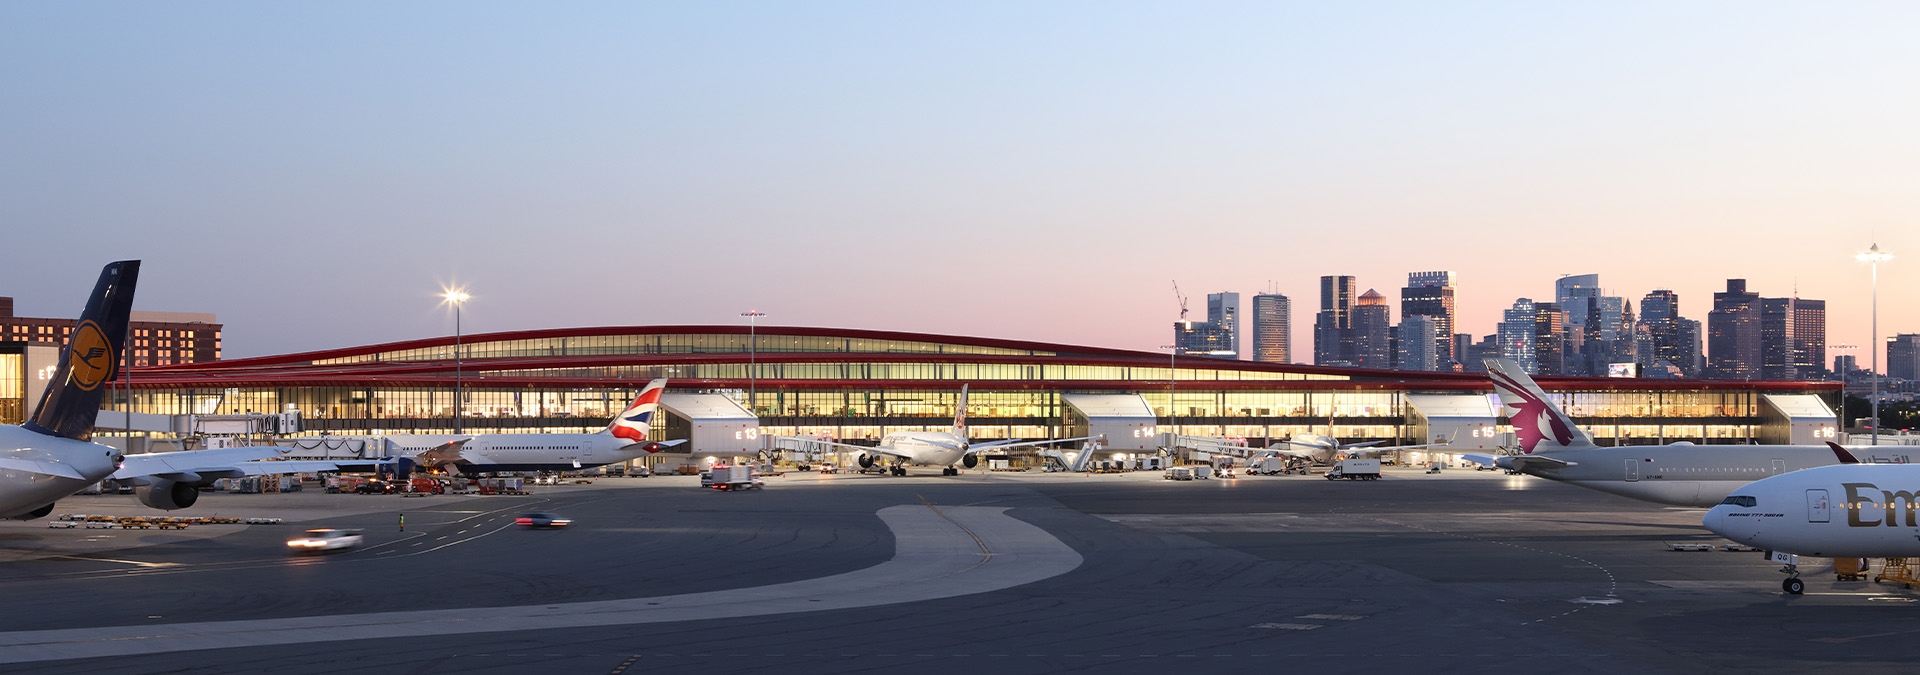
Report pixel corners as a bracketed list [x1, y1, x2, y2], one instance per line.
[1247, 457, 1287, 476]
[706, 464, 765, 491]
[1325, 458, 1381, 481]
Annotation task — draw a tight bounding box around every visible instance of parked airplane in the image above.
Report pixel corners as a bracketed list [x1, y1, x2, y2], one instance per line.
[0, 261, 387, 518]
[1697, 456, 1920, 593]
[1472, 357, 1862, 507]
[803, 385, 1093, 475]
[402, 379, 685, 474]
[1265, 429, 1452, 465]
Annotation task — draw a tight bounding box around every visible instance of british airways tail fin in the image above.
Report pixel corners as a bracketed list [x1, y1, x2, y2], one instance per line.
[605, 379, 670, 443]
[24, 260, 141, 442]
[952, 384, 970, 436]
[1484, 358, 1595, 454]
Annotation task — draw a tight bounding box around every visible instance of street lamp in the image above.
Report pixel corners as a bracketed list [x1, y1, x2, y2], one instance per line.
[741, 309, 766, 414]
[443, 288, 470, 434]
[1858, 244, 1893, 445]
[1159, 345, 1178, 447]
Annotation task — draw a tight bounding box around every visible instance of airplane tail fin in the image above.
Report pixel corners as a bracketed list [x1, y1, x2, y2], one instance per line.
[952, 384, 970, 436]
[25, 260, 141, 442]
[1483, 358, 1595, 454]
[605, 378, 669, 443]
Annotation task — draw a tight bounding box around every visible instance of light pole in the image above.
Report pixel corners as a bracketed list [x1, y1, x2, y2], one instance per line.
[741, 309, 766, 414]
[1160, 345, 1178, 448]
[443, 288, 470, 434]
[1858, 244, 1893, 445]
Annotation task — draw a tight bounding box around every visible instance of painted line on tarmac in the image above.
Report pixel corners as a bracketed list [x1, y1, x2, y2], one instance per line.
[0, 505, 1082, 664]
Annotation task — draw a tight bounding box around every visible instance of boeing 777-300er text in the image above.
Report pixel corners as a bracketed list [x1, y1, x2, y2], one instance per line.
[1697, 455, 1920, 594]
[1471, 358, 1861, 507]
[396, 379, 684, 474]
[0, 261, 388, 519]
[799, 385, 1092, 476]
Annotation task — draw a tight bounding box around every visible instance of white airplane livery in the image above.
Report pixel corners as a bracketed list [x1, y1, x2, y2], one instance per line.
[1702, 460, 1920, 593]
[0, 261, 387, 518]
[406, 379, 684, 473]
[807, 385, 1092, 476]
[1473, 358, 1856, 507]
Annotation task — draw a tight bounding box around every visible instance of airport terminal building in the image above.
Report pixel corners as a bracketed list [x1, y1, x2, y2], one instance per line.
[72, 325, 1844, 464]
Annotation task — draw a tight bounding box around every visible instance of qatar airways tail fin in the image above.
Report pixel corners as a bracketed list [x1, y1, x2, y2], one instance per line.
[605, 379, 670, 444]
[24, 260, 141, 442]
[1484, 358, 1595, 454]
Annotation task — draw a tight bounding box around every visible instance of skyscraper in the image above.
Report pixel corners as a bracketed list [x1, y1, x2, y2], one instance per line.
[1351, 290, 1393, 368]
[1398, 315, 1439, 372]
[1251, 292, 1292, 364]
[1173, 291, 1241, 359]
[1533, 301, 1567, 376]
[1708, 279, 1761, 380]
[1555, 273, 1601, 340]
[1641, 290, 1685, 375]
[1315, 276, 1356, 365]
[1793, 299, 1827, 379]
[1890, 334, 1920, 381]
[1207, 292, 1240, 359]
[1499, 298, 1538, 374]
[1401, 271, 1457, 367]
[1760, 297, 1798, 380]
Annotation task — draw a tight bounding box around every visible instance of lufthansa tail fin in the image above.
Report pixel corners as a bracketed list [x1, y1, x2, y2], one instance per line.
[605, 379, 670, 443]
[952, 384, 970, 437]
[24, 260, 141, 442]
[1484, 358, 1595, 454]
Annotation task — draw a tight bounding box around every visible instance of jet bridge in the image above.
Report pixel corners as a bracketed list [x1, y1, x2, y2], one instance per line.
[1758, 394, 1839, 446]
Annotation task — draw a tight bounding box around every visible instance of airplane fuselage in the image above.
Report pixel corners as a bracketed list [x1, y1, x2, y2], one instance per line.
[395, 433, 643, 473]
[0, 425, 120, 518]
[1512, 443, 1881, 507]
[1707, 464, 1920, 557]
[873, 431, 968, 467]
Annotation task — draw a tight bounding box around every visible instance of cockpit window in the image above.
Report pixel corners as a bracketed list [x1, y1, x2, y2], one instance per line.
[1720, 495, 1758, 508]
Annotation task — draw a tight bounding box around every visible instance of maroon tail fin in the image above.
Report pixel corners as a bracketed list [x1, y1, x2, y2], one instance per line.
[1826, 442, 1859, 464]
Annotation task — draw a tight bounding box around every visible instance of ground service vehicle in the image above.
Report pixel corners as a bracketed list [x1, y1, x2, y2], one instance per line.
[707, 465, 764, 491]
[514, 512, 572, 528]
[1164, 467, 1194, 481]
[286, 529, 363, 553]
[1326, 459, 1382, 481]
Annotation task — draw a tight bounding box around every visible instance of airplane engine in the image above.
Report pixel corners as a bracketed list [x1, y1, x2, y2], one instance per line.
[5, 503, 56, 520]
[856, 453, 875, 469]
[137, 479, 200, 510]
[962, 454, 979, 469]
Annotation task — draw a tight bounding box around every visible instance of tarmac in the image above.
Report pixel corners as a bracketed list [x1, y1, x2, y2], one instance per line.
[0, 467, 1915, 673]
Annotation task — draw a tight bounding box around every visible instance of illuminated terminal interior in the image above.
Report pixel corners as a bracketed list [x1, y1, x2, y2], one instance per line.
[45, 325, 1840, 455]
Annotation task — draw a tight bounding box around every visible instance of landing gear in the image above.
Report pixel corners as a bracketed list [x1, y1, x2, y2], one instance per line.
[942, 467, 958, 476]
[890, 466, 907, 477]
[1782, 563, 1805, 595]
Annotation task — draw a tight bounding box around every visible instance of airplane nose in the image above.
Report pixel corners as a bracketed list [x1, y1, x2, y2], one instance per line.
[1702, 506, 1732, 538]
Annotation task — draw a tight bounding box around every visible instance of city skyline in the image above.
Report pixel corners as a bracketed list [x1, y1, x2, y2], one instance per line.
[0, 3, 1914, 362]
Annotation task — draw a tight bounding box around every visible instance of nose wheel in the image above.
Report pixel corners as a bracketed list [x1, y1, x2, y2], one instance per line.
[1781, 564, 1804, 595]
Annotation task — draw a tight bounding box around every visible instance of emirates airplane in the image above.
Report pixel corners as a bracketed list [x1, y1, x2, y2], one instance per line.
[1703, 458, 1920, 594]
[0, 261, 386, 518]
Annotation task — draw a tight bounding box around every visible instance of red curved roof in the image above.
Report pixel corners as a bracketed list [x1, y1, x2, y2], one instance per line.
[128, 324, 1839, 394]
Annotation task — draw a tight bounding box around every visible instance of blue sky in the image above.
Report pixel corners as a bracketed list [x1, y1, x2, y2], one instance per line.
[2, 2, 1914, 361]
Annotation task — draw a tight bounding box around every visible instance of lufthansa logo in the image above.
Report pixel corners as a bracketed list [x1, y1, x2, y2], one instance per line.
[67, 320, 115, 391]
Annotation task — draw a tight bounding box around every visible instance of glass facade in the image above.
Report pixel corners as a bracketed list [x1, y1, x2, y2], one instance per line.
[121, 327, 1839, 448]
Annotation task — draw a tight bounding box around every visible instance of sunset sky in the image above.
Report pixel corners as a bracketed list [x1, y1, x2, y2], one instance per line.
[2, 2, 1914, 366]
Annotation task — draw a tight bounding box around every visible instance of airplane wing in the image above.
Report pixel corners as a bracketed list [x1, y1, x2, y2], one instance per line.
[113, 447, 391, 481]
[1505, 454, 1575, 473]
[778, 438, 914, 459]
[1251, 448, 1320, 462]
[964, 436, 1095, 454]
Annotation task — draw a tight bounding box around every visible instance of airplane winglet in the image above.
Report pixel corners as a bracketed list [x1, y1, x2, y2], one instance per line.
[1826, 442, 1859, 464]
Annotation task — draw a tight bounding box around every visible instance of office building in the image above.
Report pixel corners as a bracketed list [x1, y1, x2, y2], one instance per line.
[0, 297, 222, 369]
[1401, 272, 1457, 365]
[1533, 302, 1567, 376]
[1499, 299, 1538, 374]
[1398, 315, 1439, 372]
[1314, 276, 1356, 365]
[1891, 334, 1920, 381]
[1250, 293, 1292, 364]
[1792, 299, 1827, 379]
[1709, 280, 1762, 380]
[1351, 290, 1393, 369]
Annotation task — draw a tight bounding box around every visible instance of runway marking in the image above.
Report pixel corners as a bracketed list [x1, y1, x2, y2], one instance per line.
[0, 505, 1081, 664]
[48, 556, 178, 569]
[1351, 511, 1620, 625]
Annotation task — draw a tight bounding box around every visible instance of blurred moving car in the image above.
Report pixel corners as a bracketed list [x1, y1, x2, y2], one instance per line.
[515, 512, 572, 528]
[286, 528, 363, 553]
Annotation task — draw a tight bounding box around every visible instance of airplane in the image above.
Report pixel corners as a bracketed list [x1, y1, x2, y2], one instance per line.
[0, 261, 390, 519]
[1703, 457, 1920, 594]
[397, 378, 685, 474]
[799, 384, 1093, 476]
[1472, 357, 1861, 507]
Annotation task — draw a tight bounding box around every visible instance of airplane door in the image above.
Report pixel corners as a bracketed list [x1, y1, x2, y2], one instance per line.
[1771, 459, 1787, 475]
[1807, 489, 1831, 524]
[1625, 459, 1639, 482]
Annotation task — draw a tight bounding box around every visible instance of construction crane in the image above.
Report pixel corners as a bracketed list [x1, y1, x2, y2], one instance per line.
[1172, 281, 1189, 327]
